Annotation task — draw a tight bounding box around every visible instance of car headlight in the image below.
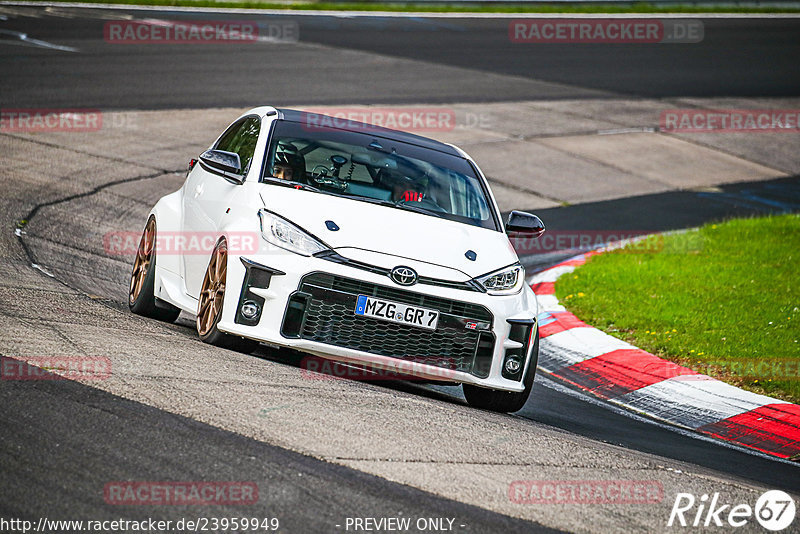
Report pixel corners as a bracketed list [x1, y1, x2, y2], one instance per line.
[258, 209, 329, 256]
[475, 264, 525, 295]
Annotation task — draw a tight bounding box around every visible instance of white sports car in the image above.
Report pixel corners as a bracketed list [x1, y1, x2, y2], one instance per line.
[129, 107, 545, 412]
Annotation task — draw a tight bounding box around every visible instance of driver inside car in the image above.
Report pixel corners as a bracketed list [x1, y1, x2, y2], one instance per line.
[270, 142, 306, 183]
[272, 150, 307, 182]
[272, 161, 295, 181]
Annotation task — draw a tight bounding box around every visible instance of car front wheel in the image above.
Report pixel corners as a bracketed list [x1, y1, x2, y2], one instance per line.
[462, 330, 539, 413]
[196, 239, 259, 353]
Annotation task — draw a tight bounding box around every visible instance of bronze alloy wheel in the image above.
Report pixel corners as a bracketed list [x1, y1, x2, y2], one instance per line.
[129, 217, 155, 306]
[128, 216, 180, 322]
[195, 239, 259, 353]
[197, 240, 228, 337]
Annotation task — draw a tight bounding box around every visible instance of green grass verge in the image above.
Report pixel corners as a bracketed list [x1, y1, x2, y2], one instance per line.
[36, 0, 800, 14]
[556, 214, 800, 404]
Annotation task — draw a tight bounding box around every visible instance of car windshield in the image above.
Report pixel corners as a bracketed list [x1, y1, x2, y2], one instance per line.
[261, 120, 498, 230]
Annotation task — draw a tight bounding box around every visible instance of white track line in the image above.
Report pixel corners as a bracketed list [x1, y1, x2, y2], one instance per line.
[0, 28, 78, 51]
[2, 1, 800, 19]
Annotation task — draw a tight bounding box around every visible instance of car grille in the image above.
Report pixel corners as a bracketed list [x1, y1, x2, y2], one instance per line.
[285, 272, 495, 377]
[313, 250, 484, 292]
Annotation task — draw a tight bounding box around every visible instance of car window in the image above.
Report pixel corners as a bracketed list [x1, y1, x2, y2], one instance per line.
[302, 144, 373, 183]
[261, 120, 497, 230]
[215, 117, 261, 175]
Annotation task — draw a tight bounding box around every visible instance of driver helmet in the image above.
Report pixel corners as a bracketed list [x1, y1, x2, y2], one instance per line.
[273, 151, 297, 181]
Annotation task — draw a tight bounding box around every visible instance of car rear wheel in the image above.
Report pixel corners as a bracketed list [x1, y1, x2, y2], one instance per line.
[129, 216, 181, 322]
[197, 239, 259, 353]
[463, 330, 539, 413]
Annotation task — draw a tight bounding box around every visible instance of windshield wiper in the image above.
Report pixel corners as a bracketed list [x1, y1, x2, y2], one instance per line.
[393, 202, 434, 216]
[354, 197, 436, 217]
[349, 197, 393, 207]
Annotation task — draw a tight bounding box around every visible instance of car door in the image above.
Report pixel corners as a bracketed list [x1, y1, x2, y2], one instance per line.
[181, 116, 261, 297]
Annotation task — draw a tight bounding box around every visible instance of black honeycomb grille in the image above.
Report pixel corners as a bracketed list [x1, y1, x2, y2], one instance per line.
[295, 273, 494, 375]
[302, 273, 491, 320]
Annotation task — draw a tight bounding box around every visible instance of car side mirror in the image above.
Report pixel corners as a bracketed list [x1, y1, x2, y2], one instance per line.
[199, 149, 243, 183]
[505, 210, 545, 238]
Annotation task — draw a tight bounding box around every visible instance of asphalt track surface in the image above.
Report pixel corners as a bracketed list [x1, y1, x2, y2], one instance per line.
[2, 6, 800, 533]
[1, 357, 550, 533]
[0, 9, 799, 109]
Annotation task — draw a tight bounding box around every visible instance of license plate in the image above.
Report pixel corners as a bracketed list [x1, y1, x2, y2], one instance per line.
[354, 295, 439, 331]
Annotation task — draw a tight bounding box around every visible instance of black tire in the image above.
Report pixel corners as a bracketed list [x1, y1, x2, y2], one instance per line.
[463, 330, 539, 413]
[196, 239, 260, 354]
[129, 216, 181, 322]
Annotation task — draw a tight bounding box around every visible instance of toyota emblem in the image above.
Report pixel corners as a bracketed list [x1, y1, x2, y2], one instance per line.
[390, 266, 418, 286]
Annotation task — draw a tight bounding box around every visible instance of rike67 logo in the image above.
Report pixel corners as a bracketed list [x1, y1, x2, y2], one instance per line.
[668, 490, 796, 531]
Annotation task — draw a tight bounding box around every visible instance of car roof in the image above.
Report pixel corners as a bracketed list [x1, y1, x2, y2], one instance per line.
[276, 108, 462, 157]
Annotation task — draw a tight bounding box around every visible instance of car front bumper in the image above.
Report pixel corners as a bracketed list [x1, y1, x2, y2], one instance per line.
[217, 249, 539, 393]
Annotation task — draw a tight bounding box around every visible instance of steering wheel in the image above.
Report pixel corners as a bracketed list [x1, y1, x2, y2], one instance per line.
[310, 165, 329, 177]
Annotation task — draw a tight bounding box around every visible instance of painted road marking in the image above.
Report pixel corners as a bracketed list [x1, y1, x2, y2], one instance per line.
[0, 29, 78, 51]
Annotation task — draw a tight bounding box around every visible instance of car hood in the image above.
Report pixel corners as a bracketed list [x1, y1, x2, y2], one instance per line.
[260, 187, 518, 280]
